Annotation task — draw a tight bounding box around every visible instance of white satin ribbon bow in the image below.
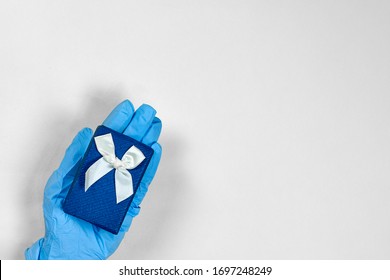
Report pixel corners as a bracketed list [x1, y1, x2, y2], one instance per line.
[85, 133, 145, 204]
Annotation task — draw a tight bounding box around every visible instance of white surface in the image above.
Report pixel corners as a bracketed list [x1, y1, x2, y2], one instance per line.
[1, 1, 390, 259]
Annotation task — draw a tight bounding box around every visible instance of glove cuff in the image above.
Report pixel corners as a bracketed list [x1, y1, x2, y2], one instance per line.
[25, 238, 44, 260]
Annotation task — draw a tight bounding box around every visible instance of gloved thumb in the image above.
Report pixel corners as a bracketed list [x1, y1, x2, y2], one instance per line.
[43, 127, 93, 210]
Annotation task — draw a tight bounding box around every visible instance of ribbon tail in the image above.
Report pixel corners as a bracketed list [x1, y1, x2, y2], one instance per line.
[85, 157, 113, 192]
[115, 168, 133, 204]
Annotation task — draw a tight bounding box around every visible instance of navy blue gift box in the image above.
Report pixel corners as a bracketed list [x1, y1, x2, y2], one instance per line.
[63, 125, 154, 234]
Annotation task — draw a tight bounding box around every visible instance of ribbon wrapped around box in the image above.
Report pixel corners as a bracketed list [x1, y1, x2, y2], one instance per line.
[63, 125, 154, 234]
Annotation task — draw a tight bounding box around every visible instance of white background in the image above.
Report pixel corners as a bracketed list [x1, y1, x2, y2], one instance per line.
[1, 1, 389, 259]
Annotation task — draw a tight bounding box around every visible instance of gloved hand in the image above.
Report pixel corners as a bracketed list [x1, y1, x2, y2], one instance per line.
[25, 100, 162, 259]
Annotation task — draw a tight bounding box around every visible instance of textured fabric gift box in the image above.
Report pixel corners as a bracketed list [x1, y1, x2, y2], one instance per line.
[63, 125, 154, 234]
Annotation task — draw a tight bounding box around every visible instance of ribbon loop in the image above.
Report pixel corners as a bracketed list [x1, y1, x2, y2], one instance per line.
[84, 133, 145, 204]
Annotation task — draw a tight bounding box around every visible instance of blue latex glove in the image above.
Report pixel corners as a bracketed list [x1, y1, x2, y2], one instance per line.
[25, 100, 162, 259]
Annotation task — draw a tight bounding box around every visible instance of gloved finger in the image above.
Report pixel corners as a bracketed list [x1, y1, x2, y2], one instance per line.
[142, 142, 162, 184]
[123, 104, 156, 141]
[141, 117, 162, 146]
[121, 142, 162, 231]
[44, 127, 93, 208]
[102, 99, 135, 133]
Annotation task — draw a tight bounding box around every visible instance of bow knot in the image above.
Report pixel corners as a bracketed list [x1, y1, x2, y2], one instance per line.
[113, 158, 123, 169]
[103, 156, 125, 169]
[85, 133, 145, 204]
